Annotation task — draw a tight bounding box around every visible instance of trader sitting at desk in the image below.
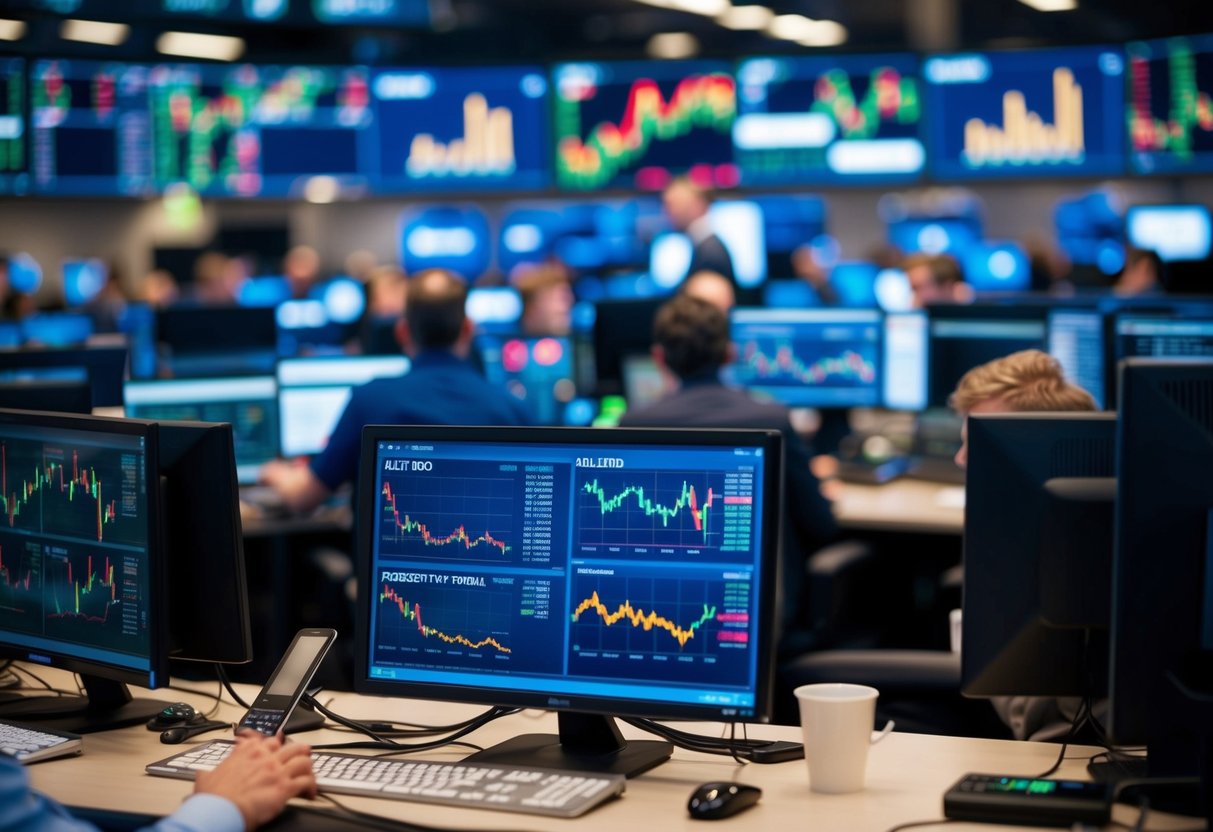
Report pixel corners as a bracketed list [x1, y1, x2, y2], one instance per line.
[950, 349, 1097, 741]
[260, 268, 533, 514]
[619, 293, 838, 647]
[0, 732, 316, 832]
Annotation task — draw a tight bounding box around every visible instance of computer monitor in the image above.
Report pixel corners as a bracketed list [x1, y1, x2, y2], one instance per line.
[0, 409, 172, 732]
[0, 345, 127, 408]
[592, 297, 665, 397]
[277, 356, 411, 458]
[123, 377, 279, 484]
[157, 421, 252, 666]
[1125, 205, 1213, 263]
[1107, 313, 1213, 406]
[621, 354, 668, 411]
[726, 308, 882, 408]
[1108, 359, 1213, 770]
[882, 311, 928, 410]
[0, 379, 92, 414]
[465, 287, 523, 334]
[1047, 307, 1107, 409]
[475, 335, 576, 426]
[961, 413, 1118, 698]
[926, 304, 1049, 408]
[156, 305, 278, 377]
[355, 425, 782, 777]
[20, 314, 94, 347]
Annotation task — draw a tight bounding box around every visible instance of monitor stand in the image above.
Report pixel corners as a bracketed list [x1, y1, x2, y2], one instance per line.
[464, 712, 672, 778]
[0, 674, 171, 734]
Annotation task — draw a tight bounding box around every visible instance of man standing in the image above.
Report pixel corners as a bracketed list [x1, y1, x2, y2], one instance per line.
[662, 177, 735, 288]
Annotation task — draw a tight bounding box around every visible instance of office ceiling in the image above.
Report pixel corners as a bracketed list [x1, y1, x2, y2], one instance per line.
[5, 0, 1213, 63]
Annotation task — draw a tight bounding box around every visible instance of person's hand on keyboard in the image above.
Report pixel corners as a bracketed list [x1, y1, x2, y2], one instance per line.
[194, 733, 317, 829]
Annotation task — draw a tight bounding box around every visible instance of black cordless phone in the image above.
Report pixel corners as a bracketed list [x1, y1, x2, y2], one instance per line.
[237, 628, 337, 737]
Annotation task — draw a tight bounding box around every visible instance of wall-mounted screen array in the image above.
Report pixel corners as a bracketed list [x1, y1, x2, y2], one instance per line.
[10, 38, 1213, 197]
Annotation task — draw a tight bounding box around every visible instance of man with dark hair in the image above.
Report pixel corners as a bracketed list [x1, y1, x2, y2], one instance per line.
[620, 294, 838, 638]
[260, 269, 533, 514]
[905, 252, 972, 308]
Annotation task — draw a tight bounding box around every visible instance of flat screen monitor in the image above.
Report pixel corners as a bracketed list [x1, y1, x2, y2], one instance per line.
[552, 60, 737, 192]
[1108, 313, 1213, 406]
[277, 355, 410, 458]
[926, 304, 1049, 408]
[156, 305, 278, 377]
[63, 259, 109, 307]
[20, 314, 94, 347]
[621, 354, 669, 411]
[592, 297, 665, 397]
[1126, 34, 1213, 176]
[0, 345, 127, 408]
[1125, 205, 1213, 262]
[476, 335, 576, 426]
[124, 377, 279, 484]
[887, 217, 982, 257]
[883, 311, 928, 411]
[734, 53, 925, 186]
[465, 287, 523, 333]
[961, 413, 1117, 698]
[30, 59, 154, 196]
[0, 57, 26, 195]
[355, 425, 781, 776]
[726, 308, 882, 408]
[1108, 360, 1213, 760]
[370, 66, 550, 194]
[1047, 308, 1107, 409]
[964, 242, 1031, 293]
[0, 409, 171, 732]
[0, 379, 91, 414]
[923, 46, 1126, 180]
[147, 63, 373, 198]
[157, 421, 252, 666]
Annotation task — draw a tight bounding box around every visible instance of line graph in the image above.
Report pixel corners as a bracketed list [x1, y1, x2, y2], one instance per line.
[40, 546, 147, 653]
[380, 583, 511, 653]
[555, 64, 736, 191]
[0, 542, 39, 619]
[577, 468, 747, 554]
[568, 572, 753, 686]
[377, 464, 515, 563]
[739, 341, 876, 386]
[811, 66, 920, 140]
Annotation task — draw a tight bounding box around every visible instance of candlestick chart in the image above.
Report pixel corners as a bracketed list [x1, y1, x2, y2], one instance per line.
[0, 542, 40, 626]
[554, 61, 737, 191]
[1127, 35, 1213, 174]
[0, 439, 145, 548]
[0, 58, 24, 193]
[41, 546, 146, 650]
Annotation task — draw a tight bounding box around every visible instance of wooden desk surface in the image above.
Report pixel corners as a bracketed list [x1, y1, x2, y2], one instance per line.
[832, 479, 965, 536]
[20, 674, 1125, 832]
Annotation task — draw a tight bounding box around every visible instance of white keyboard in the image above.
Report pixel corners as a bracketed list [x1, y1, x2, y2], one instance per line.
[147, 740, 625, 818]
[0, 719, 83, 764]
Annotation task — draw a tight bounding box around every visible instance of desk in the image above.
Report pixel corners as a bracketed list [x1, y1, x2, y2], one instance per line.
[22, 673, 1123, 832]
[833, 479, 965, 536]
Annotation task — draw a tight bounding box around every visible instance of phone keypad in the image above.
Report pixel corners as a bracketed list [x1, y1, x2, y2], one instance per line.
[238, 709, 282, 735]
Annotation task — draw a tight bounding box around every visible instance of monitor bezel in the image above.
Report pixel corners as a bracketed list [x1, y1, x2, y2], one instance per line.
[0, 408, 168, 689]
[353, 424, 783, 724]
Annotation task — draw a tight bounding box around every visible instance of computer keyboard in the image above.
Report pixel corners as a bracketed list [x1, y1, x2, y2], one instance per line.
[0, 718, 83, 764]
[147, 740, 625, 818]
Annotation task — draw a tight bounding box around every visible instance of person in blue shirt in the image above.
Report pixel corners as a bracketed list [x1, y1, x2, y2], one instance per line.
[260, 269, 533, 514]
[0, 732, 315, 831]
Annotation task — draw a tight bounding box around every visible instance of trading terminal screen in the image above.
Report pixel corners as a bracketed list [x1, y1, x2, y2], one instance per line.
[0, 421, 154, 675]
[363, 433, 772, 718]
[1126, 34, 1213, 175]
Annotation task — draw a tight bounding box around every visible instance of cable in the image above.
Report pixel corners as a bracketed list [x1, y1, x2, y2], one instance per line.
[1129, 796, 1150, 832]
[622, 717, 777, 762]
[883, 819, 957, 832]
[311, 794, 537, 832]
[214, 664, 251, 710]
[303, 697, 515, 754]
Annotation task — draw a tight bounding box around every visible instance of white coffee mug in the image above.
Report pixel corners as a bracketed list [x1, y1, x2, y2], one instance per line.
[794, 683, 893, 794]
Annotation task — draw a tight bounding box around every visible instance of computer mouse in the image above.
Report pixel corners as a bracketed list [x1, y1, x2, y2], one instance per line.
[147, 702, 196, 730]
[159, 720, 226, 744]
[687, 782, 762, 820]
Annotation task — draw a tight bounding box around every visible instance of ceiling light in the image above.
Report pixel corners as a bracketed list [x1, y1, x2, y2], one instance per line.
[1017, 0, 1077, 9]
[0, 19, 27, 41]
[647, 31, 700, 59]
[767, 13, 816, 40]
[61, 19, 130, 46]
[156, 31, 245, 61]
[634, 0, 729, 16]
[716, 5, 773, 30]
[796, 19, 848, 47]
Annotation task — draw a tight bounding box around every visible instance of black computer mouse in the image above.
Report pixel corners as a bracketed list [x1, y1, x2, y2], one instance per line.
[687, 782, 762, 820]
[160, 719, 227, 744]
[147, 702, 196, 730]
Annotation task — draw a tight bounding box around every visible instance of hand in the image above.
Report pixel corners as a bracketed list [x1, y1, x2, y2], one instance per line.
[193, 733, 317, 830]
[257, 459, 330, 515]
